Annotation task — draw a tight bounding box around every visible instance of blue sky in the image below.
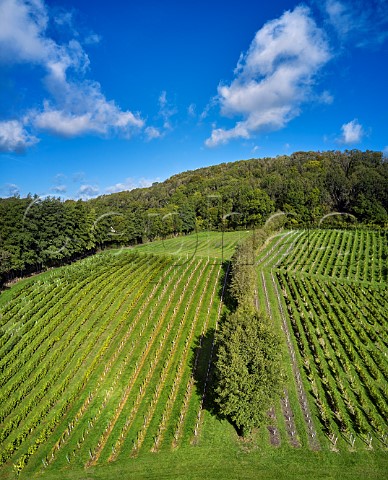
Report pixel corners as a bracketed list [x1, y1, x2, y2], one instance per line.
[1, 0, 387, 199]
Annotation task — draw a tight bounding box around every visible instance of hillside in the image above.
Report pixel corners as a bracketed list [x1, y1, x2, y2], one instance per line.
[256, 229, 387, 451]
[0, 229, 387, 479]
[0, 150, 387, 286]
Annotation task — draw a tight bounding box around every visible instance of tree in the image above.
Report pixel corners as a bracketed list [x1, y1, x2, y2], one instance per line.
[0, 149, 386, 283]
[228, 238, 256, 308]
[214, 307, 284, 436]
[0, 250, 12, 286]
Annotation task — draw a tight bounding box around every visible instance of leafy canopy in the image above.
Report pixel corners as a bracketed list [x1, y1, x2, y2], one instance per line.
[215, 307, 284, 436]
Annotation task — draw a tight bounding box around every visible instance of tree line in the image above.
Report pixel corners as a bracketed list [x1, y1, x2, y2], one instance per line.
[0, 149, 387, 285]
[214, 229, 284, 436]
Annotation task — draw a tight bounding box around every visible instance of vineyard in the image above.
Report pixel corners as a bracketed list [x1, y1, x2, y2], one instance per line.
[0, 248, 226, 478]
[0, 229, 387, 479]
[256, 228, 388, 454]
[257, 229, 387, 283]
[134, 230, 250, 260]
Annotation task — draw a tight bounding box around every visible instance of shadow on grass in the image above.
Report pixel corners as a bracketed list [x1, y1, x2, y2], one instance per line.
[189, 316, 244, 437]
[190, 327, 219, 417]
[189, 255, 246, 436]
[218, 260, 235, 312]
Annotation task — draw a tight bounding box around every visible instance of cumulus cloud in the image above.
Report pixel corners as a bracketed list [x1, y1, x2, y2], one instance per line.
[0, 119, 38, 152]
[138, 178, 158, 188]
[205, 5, 331, 147]
[34, 107, 92, 137]
[105, 183, 131, 194]
[105, 177, 159, 194]
[34, 93, 143, 138]
[78, 184, 99, 198]
[0, 0, 50, 64]
[50, 185, 67, 193]
[0, 0, 144, 151]
[340, 119, 364, 144]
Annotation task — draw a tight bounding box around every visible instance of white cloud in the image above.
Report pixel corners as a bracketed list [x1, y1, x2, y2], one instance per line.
[318, 90, 334, 104]
[50, 185, 67, 193]
[54, 173, 67, 181]
[138, 178, 157, 188]
[0, 119, 38, 152]
[53, 10, 73, 29]
[187, 103, 196, 117]
[34, 108, 92, 137]
[34, 91, 143, 138]
[84, 33, 102, 45]
[323, 0, 388, 46]
[205, 5, 331, 147]
[145, 126, 162, 141]
[158, 90, 177, 129]
[144, 91, 177, 141]
[340, 119, 364, 144]
[0, 0, 86, 71]
[159, 90, 167, 108]
[105, 177, 159, 194]
[324, 0, 352, 37]
[383, 146, 388, 157]
[187, 103, 197, 117]
[105, 183, 132, 194]
[0, 0, 144, 150]
[0, 0, 50, 64]
[78, 184, 99, 198]
[3, 183, 20, 197]
[199, 96, 218, 121]
[206, 123, 250, 147]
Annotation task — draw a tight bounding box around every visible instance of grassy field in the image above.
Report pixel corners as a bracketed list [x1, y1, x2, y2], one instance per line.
[134, 230, 250, 260]
[0, 229, 387, 479]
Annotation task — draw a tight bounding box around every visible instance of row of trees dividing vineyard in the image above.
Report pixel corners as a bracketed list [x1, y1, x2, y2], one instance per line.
[214, 234, 285, 437]
[257, 228, 388, 451]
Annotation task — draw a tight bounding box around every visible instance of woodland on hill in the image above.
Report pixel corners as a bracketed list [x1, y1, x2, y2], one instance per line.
[0, 149, 387, 284]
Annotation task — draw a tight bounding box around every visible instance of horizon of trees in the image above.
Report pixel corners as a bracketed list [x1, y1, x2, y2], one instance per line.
[0, 149, 387, 285]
